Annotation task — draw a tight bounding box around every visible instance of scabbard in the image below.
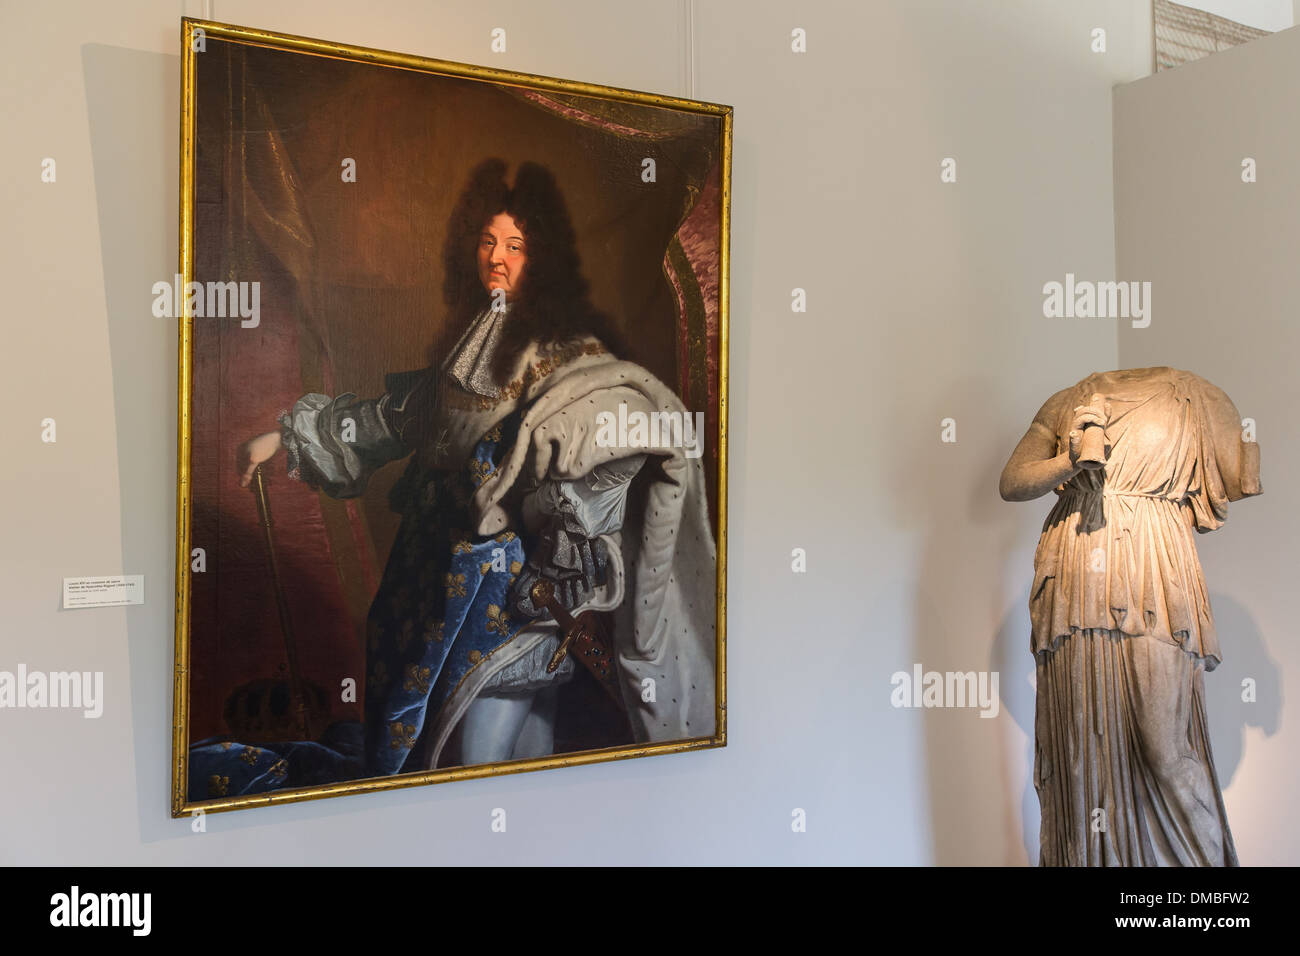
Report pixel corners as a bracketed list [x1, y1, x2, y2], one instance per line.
[529, 580, 623, 704]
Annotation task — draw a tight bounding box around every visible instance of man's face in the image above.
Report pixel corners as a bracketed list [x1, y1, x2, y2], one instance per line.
[477, 212, 527, 300]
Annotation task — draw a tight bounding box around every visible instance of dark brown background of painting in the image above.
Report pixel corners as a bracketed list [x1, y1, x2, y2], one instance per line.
[188, 38, 722, 747]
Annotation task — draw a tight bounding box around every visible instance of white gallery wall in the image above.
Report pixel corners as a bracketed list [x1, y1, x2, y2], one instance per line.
[1113, 25, 1300, 866]
[3, 0, 1249, 866]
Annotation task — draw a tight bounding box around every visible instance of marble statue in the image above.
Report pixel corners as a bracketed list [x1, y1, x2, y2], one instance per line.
[1000, 366, 1260, 866]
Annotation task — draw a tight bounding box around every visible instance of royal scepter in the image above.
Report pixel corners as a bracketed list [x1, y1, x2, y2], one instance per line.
[252, 463, 313, 741]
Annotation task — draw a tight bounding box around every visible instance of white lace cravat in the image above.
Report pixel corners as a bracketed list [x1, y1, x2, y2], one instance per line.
[445, 302, 512, 397]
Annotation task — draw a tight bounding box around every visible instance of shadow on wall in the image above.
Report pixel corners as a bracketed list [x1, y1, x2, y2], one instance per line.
[83, 42, 180, 846]
[1201, 593, 1280, 789]
[83, 42, 375, 839]
[988, 602, 1037, 864]
[905, 368, 1036, 865]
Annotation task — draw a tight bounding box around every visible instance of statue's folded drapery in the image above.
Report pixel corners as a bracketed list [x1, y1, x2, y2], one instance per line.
[1029, 367, 1259, 866]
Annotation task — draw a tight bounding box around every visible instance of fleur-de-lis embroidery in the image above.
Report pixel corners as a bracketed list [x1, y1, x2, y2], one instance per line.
[510, 560, 522, 575]
[208, 775, 229, 797]
[389, 585, 413, 617]
[445, 572, 467, 599]
[433, 428, 451, 459]
[450, 481, 471, 507]
[451, 536, 472, 554]
[483, 423, 503, 442]
[468, 457, 493, 487]
[494, 531, 516, 543]
[239, 746, 262, 766]
[468, 649, 483, 665]
[219, 741, 234, 751]
[424, 620, 444, 644]
[389, 722, 417, 750]
[485, 604, 511, 637]
[403, 663, 432, 694]
[396, 619, 416, 652]
[480, 561, 493, 576]
[268, 759, 288, 781]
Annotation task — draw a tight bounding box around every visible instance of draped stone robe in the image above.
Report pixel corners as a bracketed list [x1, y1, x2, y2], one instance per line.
[1027, 367, 1260, 866]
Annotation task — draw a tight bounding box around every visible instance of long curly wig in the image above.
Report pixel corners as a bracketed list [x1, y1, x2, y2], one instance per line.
[437, 159, 623, 380]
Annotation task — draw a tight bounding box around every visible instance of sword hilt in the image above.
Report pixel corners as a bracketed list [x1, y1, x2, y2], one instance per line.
[529, 578, 587, 673]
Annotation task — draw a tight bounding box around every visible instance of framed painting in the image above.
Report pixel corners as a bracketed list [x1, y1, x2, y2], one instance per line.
[171, 19, 730, 815]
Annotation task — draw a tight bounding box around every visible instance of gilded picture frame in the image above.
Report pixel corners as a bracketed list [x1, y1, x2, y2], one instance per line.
[172, 18, 730, 816]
